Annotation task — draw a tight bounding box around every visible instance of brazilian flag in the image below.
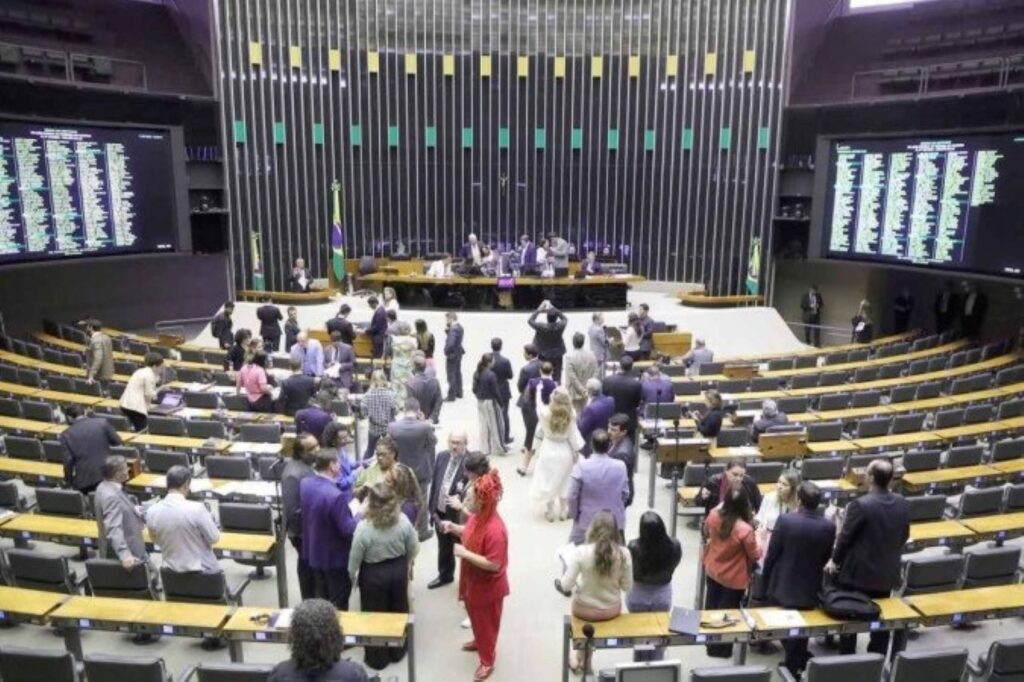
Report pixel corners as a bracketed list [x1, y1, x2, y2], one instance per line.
[331, 179, 345, 284]
[746, 237, 761, 296]
[250, 231, 265, 291]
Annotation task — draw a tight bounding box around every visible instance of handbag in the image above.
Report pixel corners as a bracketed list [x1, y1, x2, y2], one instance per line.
[819, 583, 881, 621]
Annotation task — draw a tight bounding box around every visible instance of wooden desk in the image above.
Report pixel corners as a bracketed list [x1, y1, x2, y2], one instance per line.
[677, 483, 775, 507]
[127, 473, 280, 503]
[853, 432, 942, 450]
[128, 433, 232, 452]
[936, 418, 1024, 441]
[0, 415, 65, 436]
[32, 332, 217, 371]
[0, 381, 43, 398]
[717, 332, 916, 365]
[0, 350, 130, 382]
[31, 389, 105, 407]
[960, 512, 1024, 543]
[0, 457, 65, 485]
[748, 598, 918, 640]
[902, 465, 1003, 493]
[805, 440, 859, 454]
[237, 289, 336, 304]
[0, 585, 66, 624]
[906, 520, 975, 551]
[905, 584, 1024, 626]
[990, 459, 1024, 479]
[133, 601, 231, 636]
[677, 293, 765, 308]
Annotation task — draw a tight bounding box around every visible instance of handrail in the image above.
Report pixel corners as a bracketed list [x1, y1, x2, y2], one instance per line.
[851, 52, 1022, 101]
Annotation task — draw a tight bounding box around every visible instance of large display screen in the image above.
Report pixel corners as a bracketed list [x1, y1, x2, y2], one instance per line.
[0, 119, 179, 264]
[822, 131, 1024, 278]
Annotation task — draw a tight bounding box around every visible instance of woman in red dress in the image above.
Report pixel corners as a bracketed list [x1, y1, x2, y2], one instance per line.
[441, 469, 508, 681]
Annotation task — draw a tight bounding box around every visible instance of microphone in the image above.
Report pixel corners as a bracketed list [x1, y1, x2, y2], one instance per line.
[582, 623, 596, 679]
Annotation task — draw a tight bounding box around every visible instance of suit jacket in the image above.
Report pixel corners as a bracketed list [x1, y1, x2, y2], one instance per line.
[568, 454, 629, 544]
[429, 449, 468, 524]
[256, 305, 284, 339]
[278, 373, 316, 416]
[517, 358, 543, 408]
[565, 349, 598, 403]
[578, 395, 616, 446]
[61, 417, 122, 491]
[284, 320, 300, 351]
[211, 312, 233, 349]
[444, 323, 465, 359]
[683, 346, 715, 371]
[608, 436, 637, 506]
[752, 412, 789, 441]
[86, 332, 114, 381]
[588, 324, 609, 364]
[326, 316, 357, 345]
[490, 351, 514, 404]
[640, 377, 674, 406]
[388, 417, 437, 483]
[703, 473, 763, 515]
[800, 291, 824, 322]
[325, 342, 355, 388]
[288, 268, 311, 292]
[602, 372, 643, 433]
[93, 480, 147, 563]
[528, 310, 568, 359]
[406, 373, 442, 424]
[367, 306, 388, 355]
[520, 243, 537, 266]
[549, 238, 570, 269]
[832, 490, 909, 594]
[638, 317, 655, 354]
[299, 474, 358, 570]
[763, 508, 836, 609]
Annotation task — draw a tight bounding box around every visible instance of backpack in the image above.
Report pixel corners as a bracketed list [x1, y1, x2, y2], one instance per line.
[819, 586, 881, 621]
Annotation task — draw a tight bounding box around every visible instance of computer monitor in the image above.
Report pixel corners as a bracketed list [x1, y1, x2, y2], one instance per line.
[615, 660, 682, 682]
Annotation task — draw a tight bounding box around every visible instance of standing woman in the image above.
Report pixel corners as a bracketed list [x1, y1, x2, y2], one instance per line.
[473, 354, 507, 458]
[620, 312, 642, 361]
[383, 286, 400, 313]
[361, 369, 398, 460]
[851, 299, 874, 343]
[389, 321, 417, 400]
[119, 352, 165, 432]
[530, 388, 584, 522]
[441, 470, 509, 681]
[703, 488, 761, 658]
[414, 319, 435, 369]
[627, 511, 682, 661]
[348, 483, 419, 671]
[226, 329, 251, 372]
[238, 351, 275, 412]
[754, 470, 801, 561]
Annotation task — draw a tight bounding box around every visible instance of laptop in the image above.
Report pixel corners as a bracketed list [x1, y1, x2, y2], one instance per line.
[150, 392, 185, 416]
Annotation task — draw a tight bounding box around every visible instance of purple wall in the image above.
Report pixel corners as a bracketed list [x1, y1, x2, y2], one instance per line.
[787, 0, 844, 101]
[163, 0, 213, 91]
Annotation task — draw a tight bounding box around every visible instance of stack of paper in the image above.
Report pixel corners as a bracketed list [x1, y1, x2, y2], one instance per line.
[759, 610, 806, 628]
[269, 609, 293, 629]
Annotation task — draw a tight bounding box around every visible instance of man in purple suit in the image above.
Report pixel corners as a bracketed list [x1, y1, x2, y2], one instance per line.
[365, 295, 388, 360]
[300, 449, 359, 609]
[567, 430, 629, 544]
[519, 234, 537, 268]
[641, 364, 674, 408]
[577, 378, 615, 455]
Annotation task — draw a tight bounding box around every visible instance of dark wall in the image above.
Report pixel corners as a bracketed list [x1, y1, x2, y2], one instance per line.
[0, 253, 229, 337]
[216, 0, 790, 292]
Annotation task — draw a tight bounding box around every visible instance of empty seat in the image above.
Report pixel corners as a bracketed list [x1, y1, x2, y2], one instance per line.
[791, 375, 819, 390]
[691, 665, 771, 681]
[908, 359, 931, 376]
[219, 502, 275, 577]
[83, 654, 170, 682]
[855, 417, 892, 439]
[0, 645, 80, 682]
[892, 413, 926, 435]
[114, 360, 138, 376]
[818, 393, 850, 411]
[824, 351, 849, 365]
[963, 546, 1022, 588]
[900, 554, 966, 595]
[645, 403, 684, 421]
[717, 379, 750, 394]
[96, 411, 131, 432]
[997, 399, 1024, 420]
[183, 391, 221, 409]
[767, 358, 793, 371]
[698, 362, 725, 376]
[956, 488, 1004, 518]
[181, 662, 275, 681]
[143, 449, 190, 473]
[0, 480, 26, 511]
[6, 548, 83, 593]
[947, 445, 984, 468]
[258, 457, 281, 481]
[745, 462, 785, 485]
[965, 404, 994, 424]
[949, 351, 967, 369]
[716, 427, 749, 447]
[85, 559, 158, 600]
[807, 421, 843, 443]
[794, 356, 818, 370]
[851, 391, 881, 408]
[46, 376, 74, 392]
[0, 397, 21, 417]
[20, 400, 54, 422]
[4, 435, 43, 460]
[853, 367, 879, 382]
[847, 349, 869, 363]
[1005, 484, 1024, 511]
[991, 438, 1024, 462]
[950, 378, 974, 395]
[35, 488, 88, 517]
[965, 348, 983, 364]
[878, 364, 904, 380]
[903, 449, 942, 472]
[222, 394, 251, 412]
[750, 377, 780, 392]
[160, 566, 249, 606]
[819, 371, 848, 387]
[907, 494, 947, 522]
[972, 372, 994, 391]
[888, 648, 968, 682]
[926, 357, 948, 373]
[969, 637, 1024, 681]
[915, 381, 942, 400]
[147, 415, 187, 437]
[74, 379, 101, 396]
[212, 371, 235, 387]
[777, 397, 809, 414]
[801, 457, 845, 481]
[206, 455, 253, 480]
[682, 462, 726, 488]
[239, 423, 282, 444]
[934, 408, 965, 429]
[890, 386, 918, 404]
[783, 653, 884, 682]
[187, 419, 228, 440]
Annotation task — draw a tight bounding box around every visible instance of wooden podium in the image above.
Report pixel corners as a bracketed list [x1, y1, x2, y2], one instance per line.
[653, 332, 692, 358]
[656, 437, 710, 465]
[758, 431, 808, 460]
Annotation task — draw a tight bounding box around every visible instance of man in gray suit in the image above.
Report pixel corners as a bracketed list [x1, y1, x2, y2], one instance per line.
[62, 404, 122, 495]
[387, 397, 437, 539]
[94, 455, 148, 569]
[588, 312, 609, 377]
[405, 355, 442, 424]
[84, 319, 114, 388]
[564, 332, 598, 414]
[547, 232, 570, 274]
[323, 330, 356, 390]
[682, 337, 715, 374]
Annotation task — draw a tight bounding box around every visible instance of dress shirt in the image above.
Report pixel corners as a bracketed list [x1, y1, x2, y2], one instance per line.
[144, 492, 221, 574]
[363, 387, 398, 436]
[119, 366, 159, 415]
[238, 363, 270, 404]
[290, 340, 325, 377]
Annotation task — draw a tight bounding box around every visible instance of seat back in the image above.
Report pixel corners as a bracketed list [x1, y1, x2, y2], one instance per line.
[682, 462, 725, 487]
[907, 494, 947, 522]
[855, 417, 892, 439]
[218, 503, 273, 534]
[205, 455, 253, 480]
[715, 427, 749, 447]
[698, 362, 725, 376]
[46, 375, 74, 392]
[16, 369, 41, 387]
[934, 409, 965, 429]
[807, 421, 843, 443]
[717, 379, 749, 394]
[998, 399, 1024, 420]
[890, 386, 918, 404]
[949, 351, 967, 368]
[903, 449, 941, 472]
[83, 654, 167, 682]
[851, 390, 881, 408]
[946, 445, 984, 468]
[824, 351, 849, 365]
[690, 665, 772, 681]
[0, 397, 21, 417]
[674, 382, 701, 397]
[184, 391, 221, 409]
[160, 567, 227, 603]
[1006, 484, 1024, 511]
[74, 379, 101, 396]
[892, 413, 926, 435]
[965, 404, 994, 424]
[853, 367, 879, 383]
[908, 359, 931, 376]
[6, 548, 76, 593]
[187, 419, 228, 440]
[222, 394, 250, 412]
[915, 381, 942, 400]
[21, 400, 54, 422]
[742, 462, 783, 485]
[96, 411, 132, 432]
[4, 435, 43, 460]
[992, 438, 1024, 463]
[889, 647, 968, 682]
[958, 488, 1004, 518]
[801, 457, 845, 481]
[238, 423, 282, 444]
[848, 349, 869, 363]
[35, 488, 87, 517]
[794, 355, 818, 370]
[804, 653, 884, 682]
[644, 403, 684, 421]
[85, 559, 155, 600]
[926, 357, 948, 373]
[175, 368, 207, 383]
[777, 396, 808, 414]
[964, 546, 1023, 588]
[767, 358, 793, 371]
[878, 363, 904, 379]
[143, 449, 190, 473]
[791, 375, 820, 390]
[146, 415, 187, 437]
[748, 377, 778, 392]
[0, 645, 79, 682]
[0, 480, 24, 510]
[191, 663, 275, 682]
[818, 393, 850, 411]
[988, 637, 1024, 679]
[950, 377, 974, 395]
[902, 555, 966, 595]
[258, 457, 282, 481]
[819, 371, 848, 387]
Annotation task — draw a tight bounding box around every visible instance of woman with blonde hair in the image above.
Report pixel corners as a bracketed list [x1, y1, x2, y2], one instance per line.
[349, 483, 418, 670]
[382, 286, 400, 313]
[529, 387, 584, 521]
[851, 299, 874, 343]
[362, 369, 398, 459]
[754, 469, 801, 558]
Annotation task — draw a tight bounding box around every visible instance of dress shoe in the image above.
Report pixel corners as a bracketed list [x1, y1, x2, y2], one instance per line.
[428, 576, 453, 590]
[461, 640, 478, 651]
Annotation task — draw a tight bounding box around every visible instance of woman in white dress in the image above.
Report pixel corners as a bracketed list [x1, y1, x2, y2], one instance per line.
[529, 388, 584, 521]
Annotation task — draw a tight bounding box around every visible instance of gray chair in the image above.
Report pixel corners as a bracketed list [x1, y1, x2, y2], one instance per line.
[889, 386, 918, 404]
[717, 379, 750, 394]
[6, 548, 84, 593]
[909, 359, 931, 376]
[915, 381, 943, 400]
[807, 421, 843, 443]
[963, 547, 1022, 588]
[645, 403, 684, 421]
[848, 349, 870, 363]
[179, 348, 207, 363]
[699, 362, 725, 376]
[175, 367, 207, 384]
[965, 404, 994, 425]
[767, 358, 793, 371]
[4, 435, 43, 460]
[258, 457, 282, 481]
[892, 413, 926, 435]
[801, 457, 845, 481]
[35, 488, 88, 517]
[998, 399, 1024, 420]
[851, 390, 882, 408]
[878, 363, 904, 380]
[791, 375, 820, 390]
[745, 462, 785, 485]
[187, 419, 228, 440]
[824, 351, 849, 365]
[777, 396, 809, 414]
[674, 382, 702, 397]
[0, 397, 21, 417]
[21, 400, 54, 422]
[212, 371, 236, 387]
[820, 371, 848, 387]
[16, 368, 41, 387]
[147, 415, 187, 437]
[42, 348, 63, 365]
[818, 393, 850, 412]
[716, 427, 749, 447]
[46, 375, 75, 392]
[935, 409, 965, 429]
[85, 559, 158, 600]
[0, 645, 80, 682]
[887, 648, 968, 682]
[907, 494, 947, 522]
[947, 445, 984, 468]
[855, 417, 892, 439]
[991, 438, 1024, 463]
[899, 554, 966, 596]
[950, 377, 975, 395]
[222, 394, 250, 412]
[160, 567, 250, 606]
[205, 455, 253, 480]
[1005, 484, 1024, 512]
[180, 662, 275, 682]
[238, 423, 281, 444]
[778, 653, 884, 682]
[329, 399, 351, 417]
[0, 364, 17, 383]
[184, 391, 221, 409]
[96, 411, 132, 432]
[83, 654, 171, 682]
[794, 356, 818, 370]
[956, 488, 1004, 518]
[949, 351, 967, 369]
[968, 637, 1024, 681]
[926, 357, 949, 373]
[691, 665, 772, 681]
[144, 449, 190, 473]
[218, 503, 275, 579]
[74, 379, 101, 397]
[0, 480, 27, 511]
[903, 449, 942, 472]
[114, 360, 139, 376]
[854, 367, 879, 383]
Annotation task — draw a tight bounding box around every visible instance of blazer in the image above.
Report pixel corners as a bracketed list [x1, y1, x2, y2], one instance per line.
[565, 349, 598, 403]
[86, 332, 114, 381]
[299, 474, 358, 570]
[61, 417, 122, 491]
[256, 305, 283, 339]
[119, 366, 159, 415]
[640, 377, 674, 406]
[763, 508, 836, 609]
[638, 317, 655, 354]
[367, 306, 388, 354]
[549, 238, 570, 269]
[325, 342, 355, 388]
[489, 351, 514, 403]
[588, 323, 609, 364]
[387, 417, 437, 483]
[578, 395, 616, 446]
[528, 310, 568, 359]
[517, 358, 543, 406]
[406, 373, 442, 424]
[608, 435, 636, 506]
[800, 291, 824, 322]
[832, 490, 909, 594]
[284, 320, 300, 351]
[93, 480, 147, 563]
[602, 372, 643, 432]
[472, 368, 501, 401]
[429, 449, 468, 524]
[211, 312, 233, 349]
[520, 243, 537, 266]
[444, 323, 465, 359]
[567, 454, 629, 544]
[277, 373, 316, 416]
[683, 346, 715, 371]
[325, 316, 357, 345]
[703, 473, 763, 515]
[288, 268, 311, 292]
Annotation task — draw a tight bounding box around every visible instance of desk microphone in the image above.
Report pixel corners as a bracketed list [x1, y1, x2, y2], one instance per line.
[582, 623, 596, 680]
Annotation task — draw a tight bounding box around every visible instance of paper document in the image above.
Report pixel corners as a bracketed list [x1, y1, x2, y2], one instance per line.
[230, 442, 282, 455]
[759, 610, 806, 628]
[269, 609, 293, 629]
[214, 481, 278, 498]
[815, 479, 840, 489]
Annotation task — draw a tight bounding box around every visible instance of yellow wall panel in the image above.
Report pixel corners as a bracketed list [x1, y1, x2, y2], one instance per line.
[704, 52, 717, 76]
[554, 56, 566, 78]
[367, 51, 380, 73]
[591, 55, 603, 78]
[517, 55, 529, 78]
[628, 55, 640, 78]
[480, 54, 492, 77]
[405, 53, 417, 75]
[666, 54, 678, 77]
[248, 41, 262, 66]
[443, 54, 455, 76]
[289, 45, 302, 68]
[328, 49, 341, 71]
[743, 49, 757, 73]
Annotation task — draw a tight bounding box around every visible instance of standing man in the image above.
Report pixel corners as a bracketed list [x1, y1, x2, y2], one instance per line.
[527, 301, 568, 382]
[144, 465, 221, 574]
[961, 280, 987, 337]
[519, 234, 537, 268]
[277, 359, 317, 416]
[365, 296, 388, 360]
[564, 332, 598, 415]
[211, 302, 235, 350]
[636, 304, 656, 360]
[826, 459, 909, 657]
[602, 355, 643, 440]
[281, 433, 318, 600]
[763, 481, 836, 677]
[547, 232, 570, 276]
[61, 404, 122, 496]
[489, 338, 514, 445]
[256, 300, 284, 353]
[607, 414, 637, 507]
[640, 364, 674, 411]
[290, 331, 325, 378]
[284, 306, 301, 351]
[444, 312, 465, 402]
[300, 449, 359, 608]
[800, 285, 824, 346]
[388, 397, 438, 539]
[84, 319, 114, 388]
[428, 431, 469, 589]
[325, 303, 357, 345]
[588, 312, 609, 378]
[295, 391, 335, 444]
[892, 288, 914, 335]
[515, 344, 543, 476]
[567, 430, 628, 545]
[94, 455, 148, 570]
[405, 356, 443, 425]
[578, 379, 616, 453]
[934, 280, 960, 335]
[323, 330, 356, 390]
[681, 338, 714, 374]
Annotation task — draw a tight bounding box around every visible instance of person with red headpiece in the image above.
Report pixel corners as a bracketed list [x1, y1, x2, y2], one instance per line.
[440, 467, 509, 681]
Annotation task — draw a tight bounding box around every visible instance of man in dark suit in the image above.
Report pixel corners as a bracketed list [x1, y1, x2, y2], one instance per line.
[256, 301, 284, 352]
[527, 301, 568, 382]
[61, 404, 122, 495]
[489, 337, 514, 444]
[519, 234, 537, 268]
[800, 285, 824, 346]
[211, 302, 234, 350]
[427, 431, 469, 589]
[578, 378, 616, 454]
[323, 331, 356, 390]
[892, 288, 914, 335]
[934, 280, 960, 334]
[607, 413, 636, 507]
[277, 359, 317, 416]
[443, 312, 465, 401]
[636, 303, 656, 360]
[698, 459, 763, 515]
[601, 354, 643, 439]
[763, 481, 837, 676]
[406, 356, 442, 424]
[365, 296, 388, 360]
[325, 303, 357, 345]
[960, 280, 987, 337]
[826, 459, 909, 656]
[387, 397, 437, 539]
[516, 344, 543, 476]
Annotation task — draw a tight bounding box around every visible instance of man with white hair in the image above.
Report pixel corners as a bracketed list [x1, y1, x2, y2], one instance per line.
[752, 399, 789, 442]
[681, 337, 714, 374]
[461, 233, 482, 265]
[588, 312, 609, 377]
[289, 331, 325, 377]
[577, 378, 616, 453]
[405, 355, 442, 424]
[427, 430, 469, 589]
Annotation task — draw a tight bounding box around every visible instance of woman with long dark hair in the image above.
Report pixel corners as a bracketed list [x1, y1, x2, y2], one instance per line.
[237, 351, 274, 412]
[268, 598, 369, 681]
[226, 328, 251, 372]
[703, 488, 761, 658]
[472, 354, 507, 457]
[627, 511, 682, 660]
[414, 319, 435, 366]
